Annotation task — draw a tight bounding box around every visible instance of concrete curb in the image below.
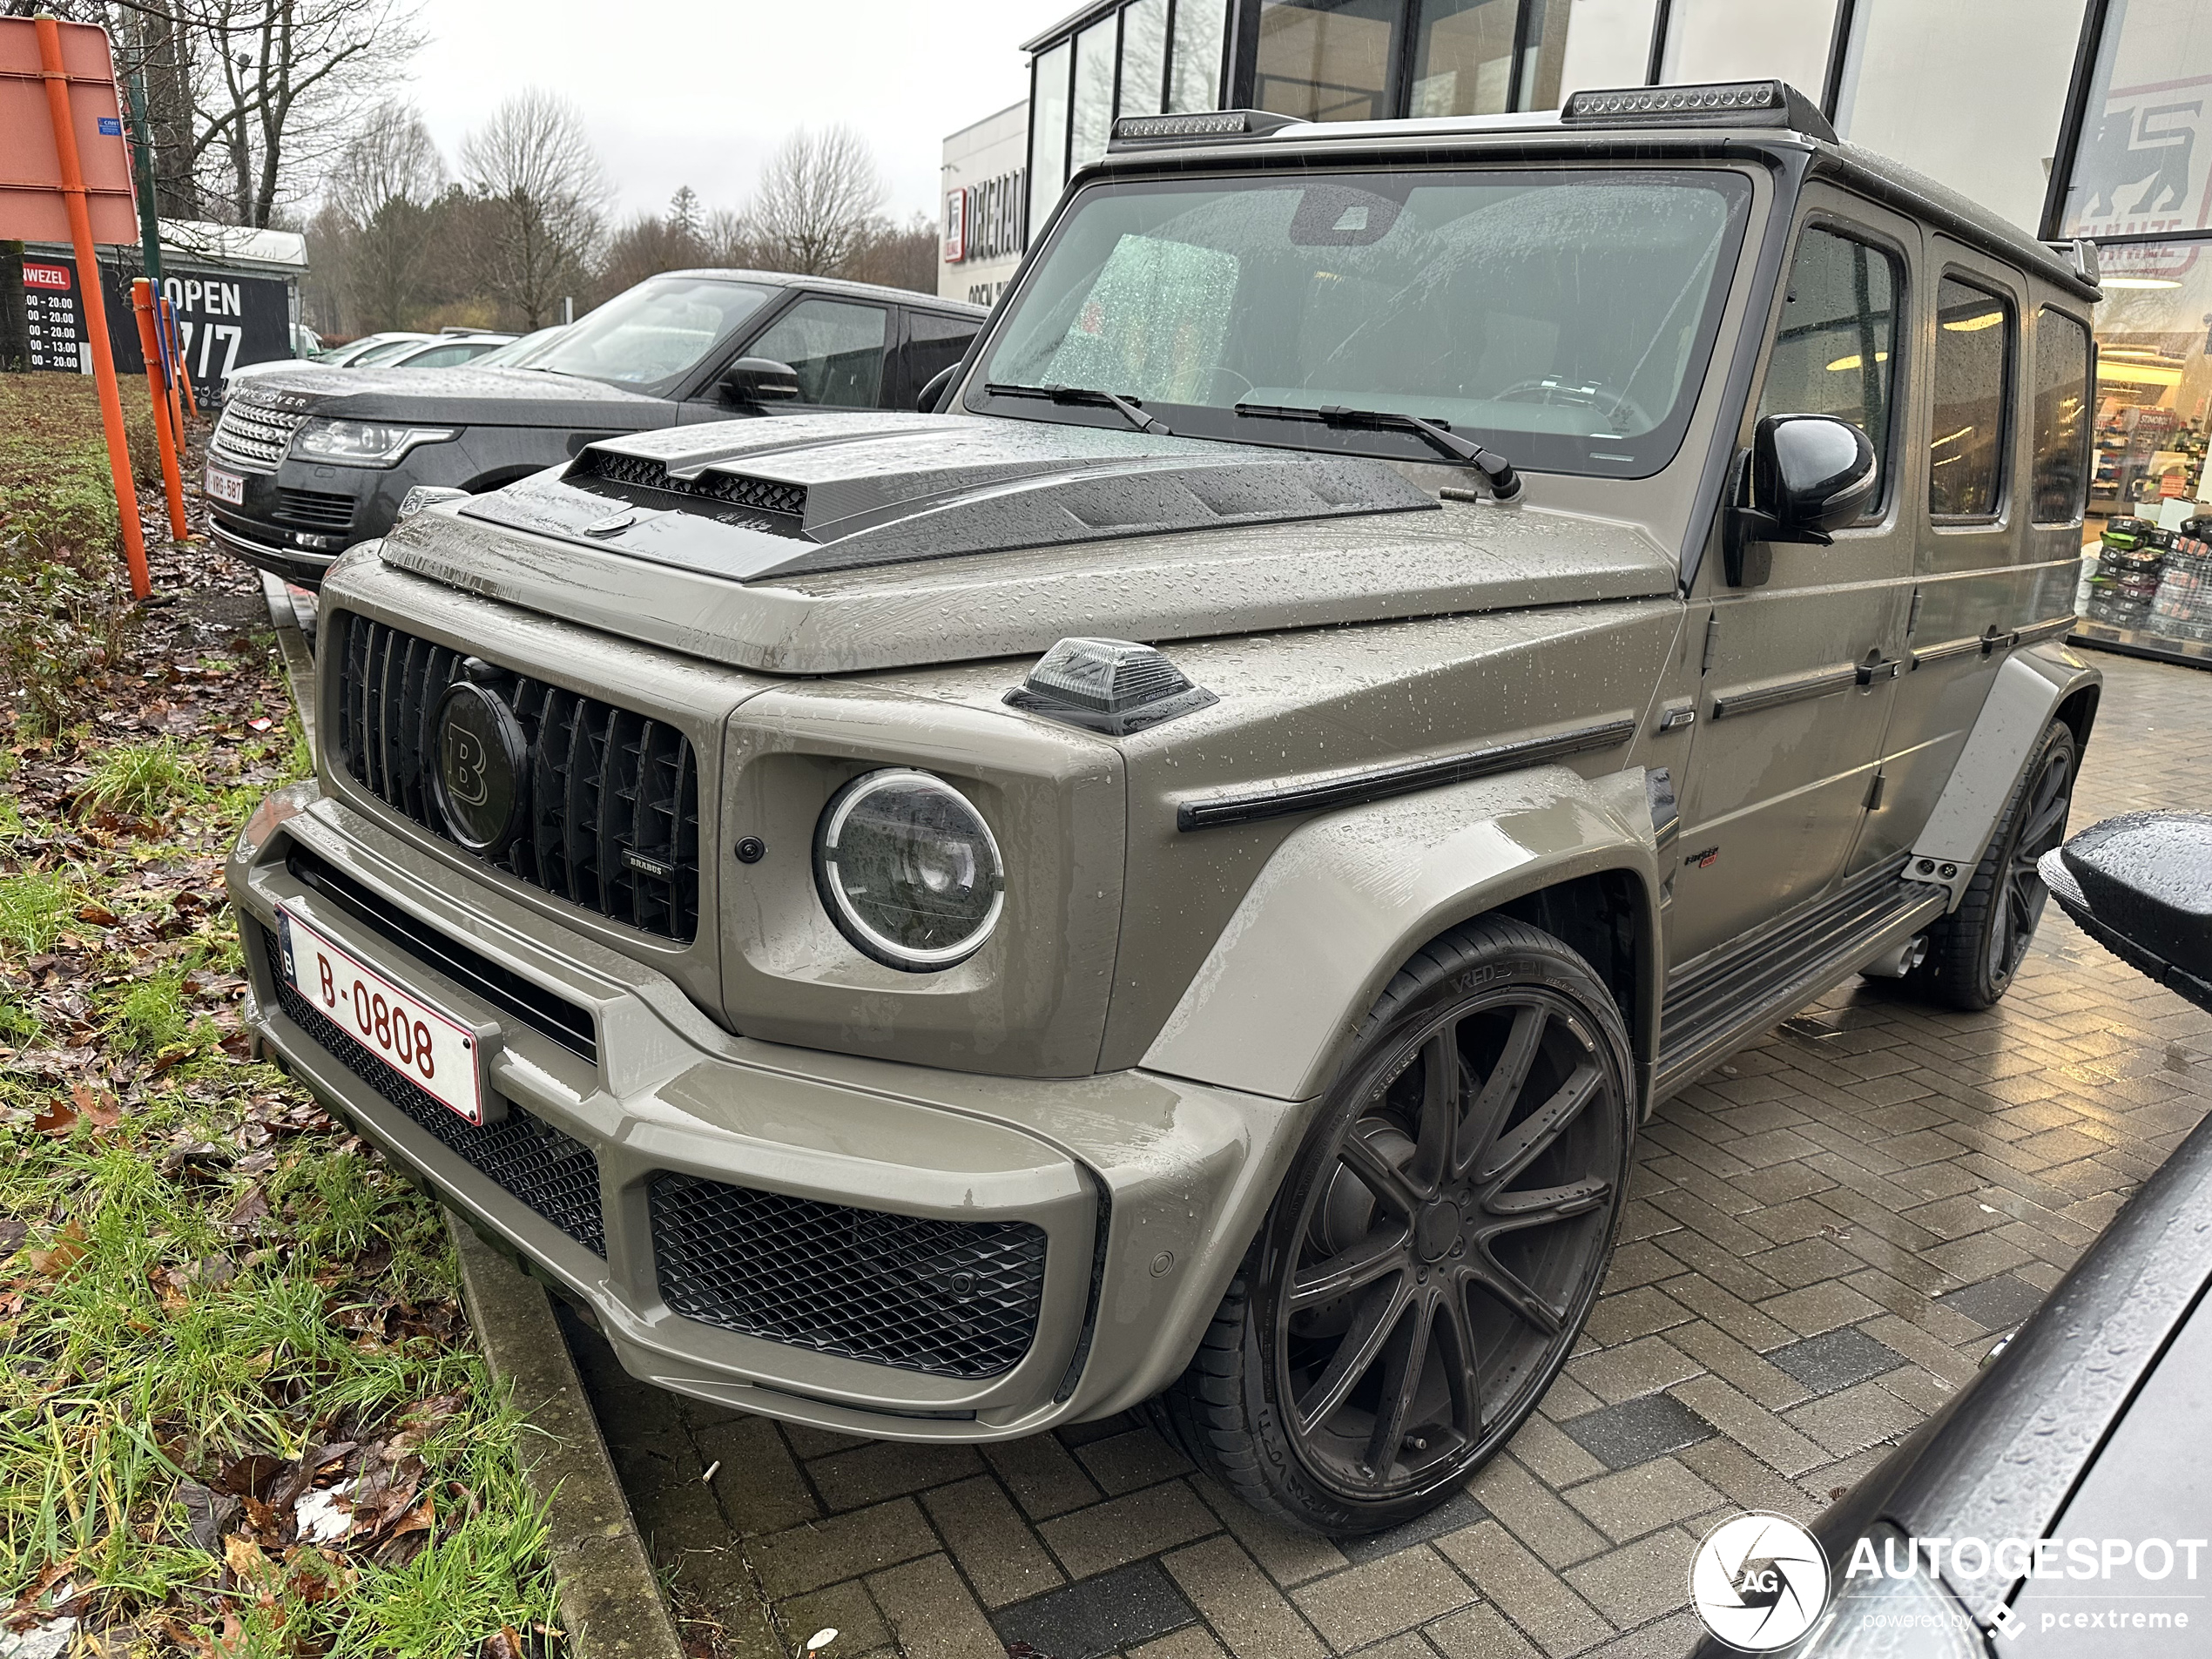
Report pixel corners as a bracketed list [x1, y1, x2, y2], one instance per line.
[448, 1213, 688, 1659]
[258, 571, 318, 742]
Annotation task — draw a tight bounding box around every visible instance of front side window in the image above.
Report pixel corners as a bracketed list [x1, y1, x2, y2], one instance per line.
[2031, 309, 2091, 524]
[748, 299, 888, 407]
[529, 276, 774, 395]
[1756, 226, 1901, 514]
[1929, 276, 2013, 519]
[973, 168, 1753, 479]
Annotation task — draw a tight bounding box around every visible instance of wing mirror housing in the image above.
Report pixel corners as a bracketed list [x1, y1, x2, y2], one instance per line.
[2041, 813, 2212, 1013]
[916, 363, 958, 413]
[722, 356, 801, 405]
[1724, 413, 1879, 586]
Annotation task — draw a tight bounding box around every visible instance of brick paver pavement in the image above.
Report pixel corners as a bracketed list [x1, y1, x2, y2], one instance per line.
[565, 651, 2211, 1659]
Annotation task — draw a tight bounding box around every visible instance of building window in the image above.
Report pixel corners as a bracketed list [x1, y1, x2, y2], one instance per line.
[2058, 0, 2212, 239]
[2032, 309, 2092, 526]
[1256, 0, 1402, 124]
[1170, 0, 1229, 111]
[1029, 41, 1072, 233]
[1410, 0, 1518, 116]
[1656, 0, 1841, 97]
[1072, 17, 1120, 171]
[1122, 0, 1170, 115]
[1757, 226, 1901, 515]
[1929, 276, 2013, 521]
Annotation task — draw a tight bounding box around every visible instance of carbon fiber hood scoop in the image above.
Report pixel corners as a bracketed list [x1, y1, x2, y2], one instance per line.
[455, 412, 1438, 581]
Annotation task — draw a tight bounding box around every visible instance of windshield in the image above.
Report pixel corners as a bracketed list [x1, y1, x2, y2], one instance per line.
[526, 276, 774, 394]
[475, 326, 568, 368]
[972, 169, 1753, 478]
[350, 336, 428, 367]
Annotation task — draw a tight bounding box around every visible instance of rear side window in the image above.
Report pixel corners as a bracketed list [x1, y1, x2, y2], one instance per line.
[1757, 226, 1901, 515]
[1930, 277, 2013, 520]
[907, 311, 980, 388]
[2031, 309, 2091, 524]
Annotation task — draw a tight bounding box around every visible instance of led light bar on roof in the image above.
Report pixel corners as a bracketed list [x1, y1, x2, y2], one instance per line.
[1109, 110, 1299, 149]
[1561, 78, 1835, 142]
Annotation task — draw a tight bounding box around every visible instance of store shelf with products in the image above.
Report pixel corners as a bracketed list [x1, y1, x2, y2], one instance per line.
[2069, 514, 2212, 672]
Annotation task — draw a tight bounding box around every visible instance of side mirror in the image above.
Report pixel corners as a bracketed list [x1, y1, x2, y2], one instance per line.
[916, 363, 958, 414]
[1724, 413, 1878, 586]
[722, 356, 801, 405]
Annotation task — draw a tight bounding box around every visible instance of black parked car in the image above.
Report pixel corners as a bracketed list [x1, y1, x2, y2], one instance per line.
[205, 271, 987, 586]
[1692, 814, 2212, 1657]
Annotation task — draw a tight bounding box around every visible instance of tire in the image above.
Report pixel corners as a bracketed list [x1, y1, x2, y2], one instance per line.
[1153, 916, 1635, 1536]
[1907, 718, 2078, 1012]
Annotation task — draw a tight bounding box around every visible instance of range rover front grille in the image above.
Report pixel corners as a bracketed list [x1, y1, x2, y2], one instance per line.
[571, 448, 809, 519]
[212, 401, 309, 471]
[275, 487, 355, 530]
[263, 926, 606, 1256]
[332, 614, 700, 942]
[649, 1172, 1048, 1379]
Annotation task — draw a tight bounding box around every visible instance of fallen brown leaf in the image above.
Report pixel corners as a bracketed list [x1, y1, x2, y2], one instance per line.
[27, 1224, 88, 1278]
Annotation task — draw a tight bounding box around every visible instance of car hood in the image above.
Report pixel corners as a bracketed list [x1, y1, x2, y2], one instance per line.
[224, 364, 678, 429]
[372, 411, 1678, 675]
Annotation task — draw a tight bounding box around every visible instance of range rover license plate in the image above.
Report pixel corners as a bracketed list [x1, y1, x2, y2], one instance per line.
[276, 906, 487, 1124]
[205, 464, 245, 505]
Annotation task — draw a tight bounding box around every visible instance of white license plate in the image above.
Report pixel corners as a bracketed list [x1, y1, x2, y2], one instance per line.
[205, 465, 246, 505]
[276, 907, 488, 1125]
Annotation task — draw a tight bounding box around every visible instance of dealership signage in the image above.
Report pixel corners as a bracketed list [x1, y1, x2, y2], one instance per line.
[943, 166, 1027, 266]
[19, 253, 291, 391]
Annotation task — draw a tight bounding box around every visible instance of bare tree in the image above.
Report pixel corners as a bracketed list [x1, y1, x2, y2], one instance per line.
[744, 126, 884, 276]
[460, 90, 609, 328]
[843, 212, 939, 295]
[323, 102, 444, 330]
[64, 0, 426, 226]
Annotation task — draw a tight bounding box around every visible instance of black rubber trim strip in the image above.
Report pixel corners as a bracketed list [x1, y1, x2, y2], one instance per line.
[1909, 635, 1991, 669]
[2013, 616, 2078, 647]
[284, 842, 598, 1062]
[1174, 718, 1637, 832]
[1709, 664, 1858, 719]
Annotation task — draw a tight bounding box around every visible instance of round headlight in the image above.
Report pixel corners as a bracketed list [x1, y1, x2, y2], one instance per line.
[813, 770, 1005, 970]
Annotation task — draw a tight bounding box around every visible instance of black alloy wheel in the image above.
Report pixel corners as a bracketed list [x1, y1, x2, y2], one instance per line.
[1157, 917, 1634, 1535]
[1912, 718, 2078, 1011]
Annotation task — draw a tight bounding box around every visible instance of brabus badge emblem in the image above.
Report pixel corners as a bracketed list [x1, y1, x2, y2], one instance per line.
[584, 509, 637, 536]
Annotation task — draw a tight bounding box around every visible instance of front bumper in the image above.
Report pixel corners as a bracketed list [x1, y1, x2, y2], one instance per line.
[205, 450, 446, 589]
[228, 789, 1300, 1439]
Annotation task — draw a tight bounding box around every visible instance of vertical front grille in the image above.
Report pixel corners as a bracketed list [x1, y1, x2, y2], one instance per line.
[649, 1172, 1048, 1379]
[263, 927, 605, 1256]
[332, 614, 699, 943]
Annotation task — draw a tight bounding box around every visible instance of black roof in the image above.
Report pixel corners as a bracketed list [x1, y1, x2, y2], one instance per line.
[651, 268, 988, 317]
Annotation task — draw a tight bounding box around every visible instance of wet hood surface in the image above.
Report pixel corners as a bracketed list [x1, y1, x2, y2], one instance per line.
[377, 412, 1678, 675]
[226, 364, 679, 430]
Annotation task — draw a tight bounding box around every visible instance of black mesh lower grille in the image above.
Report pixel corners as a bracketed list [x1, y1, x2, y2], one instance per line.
[649, 1172, 1046, 1379]
[263, 926, 605, 1256]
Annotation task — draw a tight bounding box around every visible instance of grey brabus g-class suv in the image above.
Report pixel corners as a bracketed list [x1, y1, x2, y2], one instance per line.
[230, 80, 2102, 1536]
[204, 271, 985, 588]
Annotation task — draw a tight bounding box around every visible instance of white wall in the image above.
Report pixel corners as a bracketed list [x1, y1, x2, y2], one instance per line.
[1557, 0, 1662, 98]
[940, 102, 1030, 305]
[1663, 0, 1841, 95]
[1835, 0, 2083, 233]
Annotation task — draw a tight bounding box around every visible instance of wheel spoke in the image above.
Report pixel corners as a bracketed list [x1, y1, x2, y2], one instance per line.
[1455, 1005, 1545, 1178]
[1362, 1290, 1439, 1474]
[1458, 1255, 1565, 1338]
[1436, 1281, 1487, 1437]
[2020, 791, 2069, 853]
[1295, 1273, 1412, 1430]
[1289, 1229, 1411, 1311]
[1475, 1062, 1601, 1190]
[1411, 1029, 1461, 1194]
[1480, 1178, 1613, 1235]
[1340, 1129, 1425, 1220]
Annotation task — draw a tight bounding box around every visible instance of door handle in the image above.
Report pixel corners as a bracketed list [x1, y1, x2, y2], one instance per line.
[1855, 654, 1903, 686]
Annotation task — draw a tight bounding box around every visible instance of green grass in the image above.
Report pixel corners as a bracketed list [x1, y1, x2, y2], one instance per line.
[105, 969, 193, 1053]
[0, 869, 82, 954]
[74, 738, 208, 821]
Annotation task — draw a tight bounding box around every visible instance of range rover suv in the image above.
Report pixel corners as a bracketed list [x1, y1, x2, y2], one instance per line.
[204, 271, 986, 587]
[229, 80, 2103, 1536]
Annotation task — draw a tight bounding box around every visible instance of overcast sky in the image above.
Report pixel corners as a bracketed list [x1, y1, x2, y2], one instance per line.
[410, 0, 1060, 229]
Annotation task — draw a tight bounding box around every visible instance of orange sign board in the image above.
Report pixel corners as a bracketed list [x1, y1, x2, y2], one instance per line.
[0, 17, 138, 243]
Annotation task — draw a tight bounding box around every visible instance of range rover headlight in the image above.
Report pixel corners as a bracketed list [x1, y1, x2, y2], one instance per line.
[291, 418, 458, 467]
[813, 770, 1004, 970]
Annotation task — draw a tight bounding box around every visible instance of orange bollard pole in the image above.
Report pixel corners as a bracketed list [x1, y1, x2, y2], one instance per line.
[132, 279, 188, 541]
[37, 17, 151, 600]
[170, 306, 198, 420]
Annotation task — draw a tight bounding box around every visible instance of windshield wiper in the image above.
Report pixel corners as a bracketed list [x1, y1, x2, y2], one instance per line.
[1234, 402, 1521, 500]
[986, 381, 1171, 436]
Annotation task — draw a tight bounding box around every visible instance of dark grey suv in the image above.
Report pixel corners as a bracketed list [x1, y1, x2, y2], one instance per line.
[205, 270, 986, 587]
